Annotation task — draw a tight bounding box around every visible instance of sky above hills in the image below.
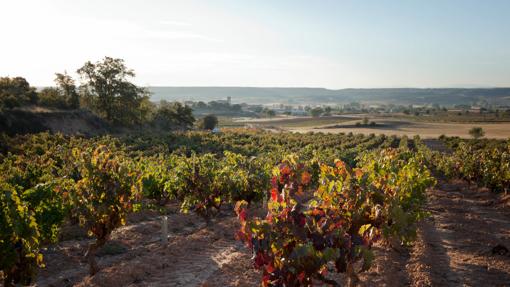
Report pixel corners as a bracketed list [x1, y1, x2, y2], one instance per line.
[1, 0, 510, 88]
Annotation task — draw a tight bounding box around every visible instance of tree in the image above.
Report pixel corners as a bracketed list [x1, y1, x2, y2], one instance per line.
[362, 116, 369, 125]
[55, 72, 79, 109]
[265, 109, 276, 118]
[231, 104, 242, 112]
[138, 97, 157, 124]
[200, 114, 218, 130]
[153, 101, 195, 130]
[0, 77, 37, 109]
[469, 127, 485, 139]
[195, 101, 207, 109]
[38, 87, 67, 108]
[310, 107, 323, 117]
[37, 73, 79, 110]
[323, 106, 332, 116]
[77, 57, 147, 125]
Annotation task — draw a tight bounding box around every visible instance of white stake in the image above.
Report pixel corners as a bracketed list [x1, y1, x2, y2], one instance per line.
[161, 216, 168, 242]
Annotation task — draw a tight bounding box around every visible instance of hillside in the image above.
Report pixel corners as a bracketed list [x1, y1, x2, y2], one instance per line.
[149, 87, 510, 106]
[0, 108, 109, 136]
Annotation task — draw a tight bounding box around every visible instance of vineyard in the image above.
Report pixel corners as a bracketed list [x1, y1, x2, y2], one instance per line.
[1, 130, 509, 286]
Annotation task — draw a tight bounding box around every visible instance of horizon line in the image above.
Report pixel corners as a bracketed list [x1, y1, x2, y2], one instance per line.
[145, 86, 510, 90]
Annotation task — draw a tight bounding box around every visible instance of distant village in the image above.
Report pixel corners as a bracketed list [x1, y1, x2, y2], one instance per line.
[177, 96, 510, 118]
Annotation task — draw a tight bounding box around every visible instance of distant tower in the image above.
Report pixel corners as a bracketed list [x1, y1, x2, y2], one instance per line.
[227, 96, 231, 105]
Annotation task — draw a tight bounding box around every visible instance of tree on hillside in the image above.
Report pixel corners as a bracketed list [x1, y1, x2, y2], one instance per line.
[469, 127, 485, 139]
[77, 57, 147, 125]
[199, 114, 218, 130]
[153, 101, 195, 130]
[37, 73, 80, 109]
[38, 87, 68, 108]
[0, 77, 37, 109]
[55, 72, 80, 109]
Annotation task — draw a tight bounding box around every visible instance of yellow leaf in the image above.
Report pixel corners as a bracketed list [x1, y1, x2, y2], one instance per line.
[359, 224, 371, 236]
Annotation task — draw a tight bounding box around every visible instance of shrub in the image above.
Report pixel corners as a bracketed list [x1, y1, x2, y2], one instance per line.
[469, 127, 485, 139]
[199, 114, 218, 130]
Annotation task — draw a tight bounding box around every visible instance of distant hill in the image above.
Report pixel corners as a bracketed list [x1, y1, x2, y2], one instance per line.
[148, 87, 510, 106]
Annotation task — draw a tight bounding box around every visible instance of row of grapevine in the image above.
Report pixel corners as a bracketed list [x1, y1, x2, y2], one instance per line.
[139, 151, 272, 222]
[0, 131, 422, 286]
[121, 129, 396, 162]
[438, 142, 509, 192]
[0, 138, 144, 284]
[0, 133, 269, 284]
[413, 136, 510, 193]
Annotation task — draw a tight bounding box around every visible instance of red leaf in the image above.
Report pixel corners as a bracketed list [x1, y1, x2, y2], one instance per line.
[262, 274, 271, 287]
[299, 215, 306, 227]
[297, 271, 306, 282]
[271, 176, 277, 187]
[281, 165, 291, 175]
[255, 252, 266, 268]
[335, 220, 344, 228]
[301, 171, 311, 185]
[266, 263, 275, 274]
[271, 188, 278, 201]
[335, 160, 346, 168]
[239, 209, 247, 221]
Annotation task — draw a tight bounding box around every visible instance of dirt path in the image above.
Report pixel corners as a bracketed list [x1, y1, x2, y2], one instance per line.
[32, 181, 510, 287]
[406, 180, 510, 286]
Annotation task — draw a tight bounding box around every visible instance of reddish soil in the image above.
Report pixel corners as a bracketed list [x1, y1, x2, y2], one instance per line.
[26, 180, 510, 287]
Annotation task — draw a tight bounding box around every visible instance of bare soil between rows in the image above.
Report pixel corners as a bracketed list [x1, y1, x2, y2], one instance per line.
[28, 180, 510, 287]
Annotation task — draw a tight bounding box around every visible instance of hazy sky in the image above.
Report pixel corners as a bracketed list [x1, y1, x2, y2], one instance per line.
[1, 0, 510, 88]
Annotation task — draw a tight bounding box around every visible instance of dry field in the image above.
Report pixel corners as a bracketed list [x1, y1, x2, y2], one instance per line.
[288, 118, 510, 139]
[233, 115, 356, 128]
